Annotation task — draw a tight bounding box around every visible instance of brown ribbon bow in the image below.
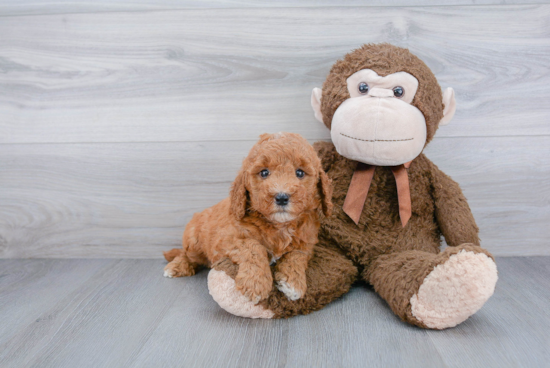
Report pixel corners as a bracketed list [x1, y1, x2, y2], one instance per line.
[342, 161, 412, 227]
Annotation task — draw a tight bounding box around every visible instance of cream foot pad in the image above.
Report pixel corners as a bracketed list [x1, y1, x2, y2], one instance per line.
[208, 269, 275, 319]
[410, 250, 498, 329]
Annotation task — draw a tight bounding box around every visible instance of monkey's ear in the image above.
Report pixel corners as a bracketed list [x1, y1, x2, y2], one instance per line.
[311, 88, 324, 123]
[439, 87, 456, 126]
[229, 169, 248, 221]
[318, 169, 333, 218]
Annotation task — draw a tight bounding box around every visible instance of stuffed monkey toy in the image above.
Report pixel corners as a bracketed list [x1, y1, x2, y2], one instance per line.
[207, 43, 498, 329]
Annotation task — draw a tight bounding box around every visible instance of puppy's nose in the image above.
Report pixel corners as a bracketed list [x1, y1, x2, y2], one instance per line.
[275, 193, 290, 206]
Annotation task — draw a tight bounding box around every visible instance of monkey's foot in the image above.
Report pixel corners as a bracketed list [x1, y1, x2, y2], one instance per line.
[208, 268, 275, 319]
[410, 249, 498, 329]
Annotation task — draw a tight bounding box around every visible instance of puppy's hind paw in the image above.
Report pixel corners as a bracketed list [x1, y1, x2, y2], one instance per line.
[163, 269, 174, 278]
[163, 258, 195, 278]
[276, 280, 303, 301]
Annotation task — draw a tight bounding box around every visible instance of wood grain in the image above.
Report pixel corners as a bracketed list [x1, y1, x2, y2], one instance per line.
[282, 286, 444, 368]
[1, 5, 549, 144]
[0, 260, 184, 367]
[130, 268, 288, 368]
[427, 257, 550, 367]
[1, 3, 548, 257]
[0, 258, 547, 367]
[0, 259, 114, 352]
[132, 278, 444, 368]
[2, 0, 549, 17]
[1, 136, 548, 258]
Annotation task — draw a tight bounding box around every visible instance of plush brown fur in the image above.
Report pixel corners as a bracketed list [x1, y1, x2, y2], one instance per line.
[164, 132, 332, 303]
[213, 44, 494, 328]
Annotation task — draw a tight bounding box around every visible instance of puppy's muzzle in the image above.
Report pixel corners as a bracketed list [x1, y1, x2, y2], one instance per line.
[275, 193, 290, 207]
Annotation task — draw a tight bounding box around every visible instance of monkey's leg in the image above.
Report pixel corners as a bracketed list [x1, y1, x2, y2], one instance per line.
[207, 243, 358, 319]
[367, 244, 497, 329]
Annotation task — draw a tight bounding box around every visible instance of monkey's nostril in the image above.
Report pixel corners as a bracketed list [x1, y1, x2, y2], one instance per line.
[275, 193, 290, 206]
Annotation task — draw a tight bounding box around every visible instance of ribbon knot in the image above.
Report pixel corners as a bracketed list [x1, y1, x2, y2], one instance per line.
[342, 161, 412, 227]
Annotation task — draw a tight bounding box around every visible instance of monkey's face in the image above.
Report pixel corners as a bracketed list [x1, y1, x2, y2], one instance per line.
[330, 69, 426, 166]
[311, 45, 457, 166]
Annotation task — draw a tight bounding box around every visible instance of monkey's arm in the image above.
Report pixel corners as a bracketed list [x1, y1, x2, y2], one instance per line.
[313, 141, 337, 172]
[428, 161, 480, 246]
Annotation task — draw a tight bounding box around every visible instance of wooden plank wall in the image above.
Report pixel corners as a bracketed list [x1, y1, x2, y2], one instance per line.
[1, 1, 549, 258]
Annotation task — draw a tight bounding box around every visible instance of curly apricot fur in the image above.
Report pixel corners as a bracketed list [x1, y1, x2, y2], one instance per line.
[164, 133, 332, 303]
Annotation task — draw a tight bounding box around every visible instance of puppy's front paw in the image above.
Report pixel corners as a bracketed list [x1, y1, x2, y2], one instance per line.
[276, 280, 305, 301]
[235, 272, 273, 304]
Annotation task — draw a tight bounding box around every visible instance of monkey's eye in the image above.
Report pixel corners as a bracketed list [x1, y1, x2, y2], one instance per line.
[296, 169, 305, 179]
[358, 82, 369, 94]
[393, 86, 404, 98]
[260, 169, 270, 178]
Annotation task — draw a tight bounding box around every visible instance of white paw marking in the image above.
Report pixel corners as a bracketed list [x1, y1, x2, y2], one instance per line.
[276, 280, 303, 301]
[270, 255, 281, 266]
[410, 250, 498, 329]
[163, 269, 174, 278]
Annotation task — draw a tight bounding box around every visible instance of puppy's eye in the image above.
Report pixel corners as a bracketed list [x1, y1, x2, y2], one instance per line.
[358, 82, 369, 94]
[393, 86, 404, 98]
[296, 169, 305, 179]
[259, 169, 270, 178]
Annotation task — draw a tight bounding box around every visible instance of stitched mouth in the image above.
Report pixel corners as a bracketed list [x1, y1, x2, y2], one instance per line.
[340, 133, 413, 142]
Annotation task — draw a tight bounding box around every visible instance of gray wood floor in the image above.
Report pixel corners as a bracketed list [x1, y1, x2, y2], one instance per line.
[0, 257, 548, 368]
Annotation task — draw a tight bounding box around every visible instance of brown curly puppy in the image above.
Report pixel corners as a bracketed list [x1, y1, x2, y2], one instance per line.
[163, 132, 332, 304]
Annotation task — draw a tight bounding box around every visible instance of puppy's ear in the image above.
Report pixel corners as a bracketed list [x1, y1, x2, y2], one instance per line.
[230, 169, 248, 220]
[318, 169, 333, 217]
[258, 133, 274, 142]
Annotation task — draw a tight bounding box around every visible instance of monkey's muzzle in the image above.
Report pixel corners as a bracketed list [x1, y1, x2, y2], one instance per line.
[331, 95, 426, 166]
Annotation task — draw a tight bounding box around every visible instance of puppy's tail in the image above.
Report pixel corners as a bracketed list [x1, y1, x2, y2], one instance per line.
[163, 248, 183, 262]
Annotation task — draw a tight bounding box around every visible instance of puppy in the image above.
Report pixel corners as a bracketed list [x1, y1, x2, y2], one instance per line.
[163, 132, 332, 303]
